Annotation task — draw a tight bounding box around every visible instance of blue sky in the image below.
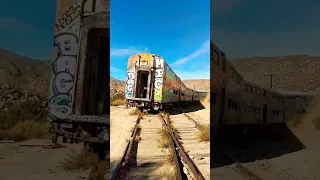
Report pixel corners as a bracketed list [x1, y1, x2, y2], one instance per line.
[111, 0, 210, 80]
[211, 0, 320, 59]
[0, 1, 56, 60]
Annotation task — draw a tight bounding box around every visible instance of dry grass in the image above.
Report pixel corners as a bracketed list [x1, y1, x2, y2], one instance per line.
[157, 128, 171, 149]
[157, 128, 178, 180]
[197, 124, 210, 142]
[59, 149, 108, 180]
[159, 161, 177, 180]
[0, 99, 47, 141]
[129, 108, 145, 119]
[110, 99, 125, 106]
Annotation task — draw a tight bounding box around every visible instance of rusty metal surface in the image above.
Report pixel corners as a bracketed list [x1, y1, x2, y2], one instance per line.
[159, 114, 206, 180]
[110, 117, 141, 180]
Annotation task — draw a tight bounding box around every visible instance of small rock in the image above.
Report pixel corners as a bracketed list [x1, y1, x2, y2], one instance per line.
[197, 157, 204, 160]
[183, 167, 189, 174]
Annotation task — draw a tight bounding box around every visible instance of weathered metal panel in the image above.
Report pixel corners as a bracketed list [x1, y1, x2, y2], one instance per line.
[48, 0, 83, 122]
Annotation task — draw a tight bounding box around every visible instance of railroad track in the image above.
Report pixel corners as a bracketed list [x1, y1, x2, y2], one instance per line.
[160, 112, 205, 180]
[178, 107, 204, 131]
[110, 116, 141, 180]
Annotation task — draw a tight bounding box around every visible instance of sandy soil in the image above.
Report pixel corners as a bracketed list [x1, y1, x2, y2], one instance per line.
[0, 139, 89, 180]
[109, 106, 140, 175]
[170, 111, 210, 180]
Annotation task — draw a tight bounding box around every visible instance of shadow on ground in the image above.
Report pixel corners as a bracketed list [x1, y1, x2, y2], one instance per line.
[211, 126, 306, 168]
[169, 102, 205, 115]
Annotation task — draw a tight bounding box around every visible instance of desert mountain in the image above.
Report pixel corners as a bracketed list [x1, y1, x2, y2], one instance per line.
[231, 55, 320, 92]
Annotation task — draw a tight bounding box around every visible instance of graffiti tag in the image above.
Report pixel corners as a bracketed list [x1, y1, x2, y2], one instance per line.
[49, 32, 79, 120]
[154, 56, 163, 101]
[55, 3, 81, 31]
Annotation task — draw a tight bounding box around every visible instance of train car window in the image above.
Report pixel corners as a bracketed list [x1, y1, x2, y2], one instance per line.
[235, 102, 238, 110]
[228, 99, 232, 109]
[249, 86, 252, 92]
[263, 90, 267, 96]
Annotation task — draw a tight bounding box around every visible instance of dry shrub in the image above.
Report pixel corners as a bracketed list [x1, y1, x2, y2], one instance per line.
[157, 128, 170, 149]
[159, 149, 177, 179]
[59, 149, 108, 180]
[110, 99, 125, 106]
[129, 108, 143, 116]
[110, 92, 125, 103]
[8, 120, 47, 141]
[0, 99, 47, 141]
[197, 124, 210, 142]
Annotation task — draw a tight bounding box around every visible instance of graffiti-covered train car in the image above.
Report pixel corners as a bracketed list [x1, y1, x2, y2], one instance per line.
[210, 39, 315, 136]
[125, 54, 206, 111]
[47, 0, 110, 159]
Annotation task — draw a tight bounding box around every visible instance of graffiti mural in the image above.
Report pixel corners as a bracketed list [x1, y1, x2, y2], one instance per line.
[153, 56, 164, 102]
[49, 0, 82, 121]
[126, 66, 135, 98]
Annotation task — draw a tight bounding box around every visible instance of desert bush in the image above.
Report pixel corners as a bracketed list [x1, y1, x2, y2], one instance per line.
[8, 120, 47, 141]
[110, 92, 125, 103]
[110, 99, 125, 106]
[0, 99, 47, 141]
[59, 149, 108, 180]
[197, 124, 210, 142]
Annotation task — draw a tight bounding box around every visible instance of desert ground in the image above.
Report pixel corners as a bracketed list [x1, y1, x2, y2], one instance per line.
[0, 139, 90, 180]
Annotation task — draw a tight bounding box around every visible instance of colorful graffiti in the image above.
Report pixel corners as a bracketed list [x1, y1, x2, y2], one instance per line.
[49, 0, 82, 121]
[126, 65, 135, 98]
[153, 56, 163, 102]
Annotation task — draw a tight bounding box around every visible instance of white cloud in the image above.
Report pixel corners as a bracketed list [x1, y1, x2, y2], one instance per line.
[172, 39, 210, 66]
[111, 46, 149, 57]
[110, 66, 122, 73]
[0, 17, 37, 32]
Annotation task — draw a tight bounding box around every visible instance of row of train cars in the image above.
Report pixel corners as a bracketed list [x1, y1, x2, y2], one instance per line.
[211, 40, 314, 134]
[125, 54, 208, 111]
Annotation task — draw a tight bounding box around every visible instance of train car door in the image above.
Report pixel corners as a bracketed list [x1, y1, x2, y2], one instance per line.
[219, 87, 226, 125]
[262, 104, 267, 127]
[81, 28, 109, 115]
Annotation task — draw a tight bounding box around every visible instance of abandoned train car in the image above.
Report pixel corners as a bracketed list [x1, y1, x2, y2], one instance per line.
[47, 0, 109, 158]
[125, 54, 207, 111]
[210, 39, 314, 135]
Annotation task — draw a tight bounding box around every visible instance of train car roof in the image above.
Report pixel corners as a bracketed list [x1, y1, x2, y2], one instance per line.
[279, 91, 314, 97]
[211, 40, 243, 79]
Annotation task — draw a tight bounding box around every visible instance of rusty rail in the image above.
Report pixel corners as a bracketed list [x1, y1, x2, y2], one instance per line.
[159, 113, 205, 180]
[110, 117, 141, 180]
[178, 108, 204, 131]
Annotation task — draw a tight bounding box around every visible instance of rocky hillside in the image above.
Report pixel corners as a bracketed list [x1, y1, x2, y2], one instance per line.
[183, 79, 210, 91]
[231, 55, 320, 92]
[0, 84, 47, 112]
[110, 77, 126, 96]
[0, 48, 50, 91]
